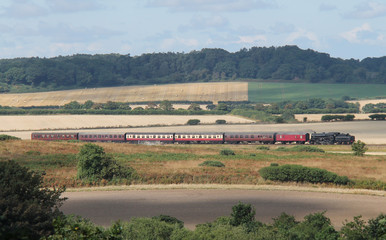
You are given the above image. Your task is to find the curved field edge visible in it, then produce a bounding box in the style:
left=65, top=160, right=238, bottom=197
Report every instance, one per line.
left=64, top=184, right=386, bottom=197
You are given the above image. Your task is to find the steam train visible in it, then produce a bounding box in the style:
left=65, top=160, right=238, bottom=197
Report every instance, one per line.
left=31, top=131, right=355, bottom=145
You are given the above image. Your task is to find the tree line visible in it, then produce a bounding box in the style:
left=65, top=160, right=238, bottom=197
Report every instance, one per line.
left=1, top=45, right=385, bottom=93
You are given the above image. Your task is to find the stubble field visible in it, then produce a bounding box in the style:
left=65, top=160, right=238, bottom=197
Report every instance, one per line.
left=0, top=82, right=248, bottom=107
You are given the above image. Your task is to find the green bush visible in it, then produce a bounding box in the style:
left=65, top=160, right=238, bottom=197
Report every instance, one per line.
left=321, top=114, right=355, bottom=122
left=369, top=114, right=386, bottom=120
left=256, top=146, right=270, bottom=150
left=259, top=164, right=350, bottom=185
left=186, top=119, right=200, bottom=125
left=275, top=145, right=325, bottom=153
left=0, top=134, right=21, bottom=141
left=270, top=163, right=279, bottom=167
left=77, top=143, right=136, bottom=181
left=199, top=160, right=225, bottom=167
left=0, top=161, right=65, bottom=240
left=220, top=149, right=235, bottom=156
left=215, top=119, right=226, bottom=124
left=352, top=140, right=368, bottom=156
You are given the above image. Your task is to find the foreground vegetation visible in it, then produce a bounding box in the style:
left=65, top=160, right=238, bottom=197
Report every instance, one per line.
left=0, top=140, right=385, bottom=190
left=46, top=205, right=385, bottom=240
left=1, top=142, right=385, bottom=239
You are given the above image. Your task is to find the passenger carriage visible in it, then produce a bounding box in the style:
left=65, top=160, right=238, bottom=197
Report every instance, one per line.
left=275, top=132, right=309, bottom=144
left=224, top=132, right=275, bottom=144
left=125, top=133, right=174, bottom=144
left=78, top=132, right=125, bottom=142
left=174, top=133, right=224, bottom=144
left=31, top=132, right=78, bottom=141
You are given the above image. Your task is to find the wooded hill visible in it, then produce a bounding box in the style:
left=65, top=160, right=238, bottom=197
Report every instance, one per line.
left=0, top=45, right=385, bottom=93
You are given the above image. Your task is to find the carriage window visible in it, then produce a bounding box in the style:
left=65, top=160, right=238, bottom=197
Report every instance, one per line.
left=230, top=135, right=234, bottom=138
left=251, top=135, right=254, bottom=138
left=235, top=135, right=239, bottom=138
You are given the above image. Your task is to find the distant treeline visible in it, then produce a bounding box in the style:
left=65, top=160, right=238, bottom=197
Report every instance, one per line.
left=0, top=45, right=385, bottom=93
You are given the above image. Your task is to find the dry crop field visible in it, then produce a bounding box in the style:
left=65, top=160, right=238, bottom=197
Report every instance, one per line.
left=0, top=82, right=248, bottom=107
left=1, top=140, right=385, bottom=189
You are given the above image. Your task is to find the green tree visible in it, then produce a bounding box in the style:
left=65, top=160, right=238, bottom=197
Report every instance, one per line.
left=77, top=143, right=136, bottom=181
left=186, top=119, right=200, bottom=125
left=230, top=202, right=256, bottom=226
left=159, top=100, right=173, bottom=111
left=0, top=161, right=65, bottom=240
left=82, top=100, right=95, bottom=109
left=63, top=101, right=82, bottom=109
left=187, top=103, right=202, bottom=111
left=352, top=140, right=368, bottom=156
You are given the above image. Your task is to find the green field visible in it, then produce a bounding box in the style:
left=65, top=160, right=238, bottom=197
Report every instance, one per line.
left=248, top=82, right=386, bottom=102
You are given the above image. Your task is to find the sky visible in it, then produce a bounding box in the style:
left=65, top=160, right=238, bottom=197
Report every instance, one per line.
left=1, top=0, right=386, bottom=60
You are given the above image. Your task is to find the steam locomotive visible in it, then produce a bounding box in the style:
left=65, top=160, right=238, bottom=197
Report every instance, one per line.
left=31, top=131, right=355, bottom=145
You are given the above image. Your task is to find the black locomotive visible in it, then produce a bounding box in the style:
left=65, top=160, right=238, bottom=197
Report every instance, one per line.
left=309, top=132, right=355, bottom=145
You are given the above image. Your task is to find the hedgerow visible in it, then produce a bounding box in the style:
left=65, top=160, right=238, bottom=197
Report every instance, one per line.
left=258, top=164, right=350, bottom=185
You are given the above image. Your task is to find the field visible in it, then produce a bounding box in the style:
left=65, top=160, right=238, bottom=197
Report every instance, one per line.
left=0, top=115, right=254, bottom=132
left=0, top=82, right=248, bottom=107
left=1, top=140, right=385, bottom=191
left=248, top=82, right=386, bottom=102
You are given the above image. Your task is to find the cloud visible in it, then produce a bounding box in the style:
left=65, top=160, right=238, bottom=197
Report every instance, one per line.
left=46, top=0, right=102, bottom=13
left=179, top=15, right=229, bottom=32
left=1, top=0, right=48, bottom=18
left=319, top=3, right=337, bottom=12
left=340, top=23, right=384, bottom=45
left=286, top=28, right=321, bottom=48
left=158, top=37, right=199, bottom=52
left=270, top=22, right=295, bottom=34
left=345, top=1, right=386, bottom=19
left=235, top=35, right=266, bottom=44
left=146, top=0, right=276, bottom=12
left=37, top=22, right=122, bottom=43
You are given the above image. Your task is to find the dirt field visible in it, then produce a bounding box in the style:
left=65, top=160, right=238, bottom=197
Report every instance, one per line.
left=0, top=82, right=248, bottom=107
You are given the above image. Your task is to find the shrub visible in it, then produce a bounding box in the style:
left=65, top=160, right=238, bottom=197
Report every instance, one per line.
left=199, top=160, right=225, bottom=167
left=270, top=163, right=279, bottom=167
left=259, top=164, right=350, bottom=185
left=0, top=134, right=21, bottom=141
left=77, top=143, right=136, bottom=181
left=186, top=119, right=200, bottom=125
left=50, top=215, right=105, bottom=239
left=352, top=140, right=368, bottom=156
left=220, top=149, right=235, bottom=156
left=230, top=202, right=256, bottom=226
left=215, top=119, right=226, bottom=124
left=256, top=146, right=270, bottom=150
left=0, top=161, right=65, bottom=240
left=369, top=114, right=386, bottom=120
left=152, top=215, right=184, bottom=229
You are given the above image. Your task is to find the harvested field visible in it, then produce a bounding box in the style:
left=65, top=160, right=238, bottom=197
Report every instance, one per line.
left=0, top=82, right=248, bottom=107
left=0, top=115, right=254, bottom=132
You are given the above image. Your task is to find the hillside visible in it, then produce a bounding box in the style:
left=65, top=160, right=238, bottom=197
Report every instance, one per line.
left=0, top=82, right=248, bottom=107
left=0, top=46, right=385, bottom=94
